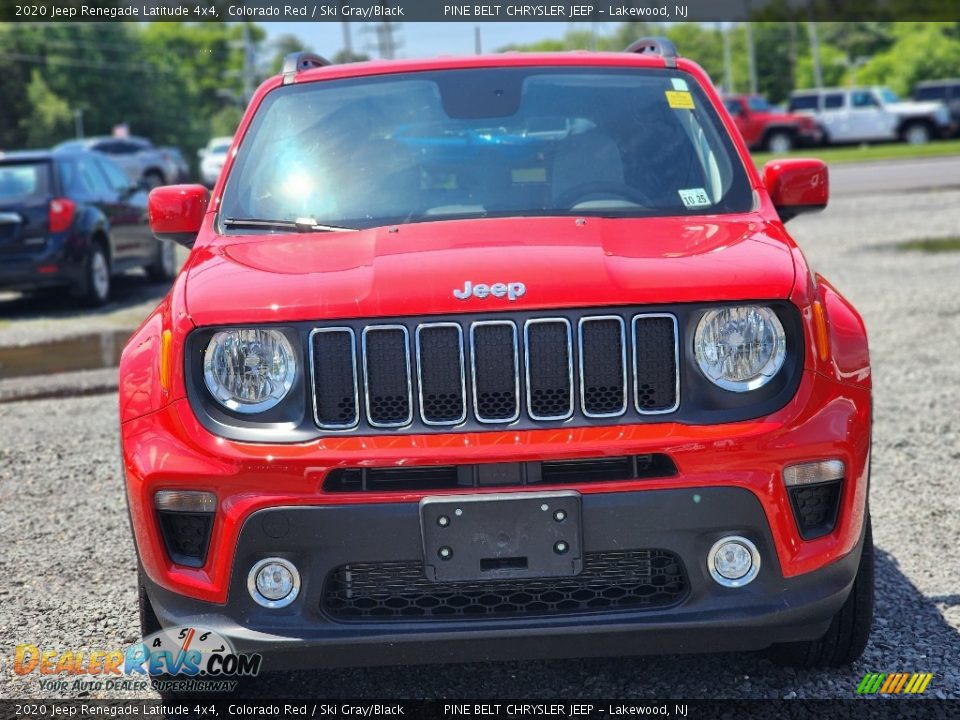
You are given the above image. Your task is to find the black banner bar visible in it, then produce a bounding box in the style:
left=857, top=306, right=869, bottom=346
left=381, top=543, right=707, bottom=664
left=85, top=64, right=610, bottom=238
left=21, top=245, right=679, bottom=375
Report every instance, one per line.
left=1, top=0, right=960, bottom=22
left=3, top=700, right=960, bottom=720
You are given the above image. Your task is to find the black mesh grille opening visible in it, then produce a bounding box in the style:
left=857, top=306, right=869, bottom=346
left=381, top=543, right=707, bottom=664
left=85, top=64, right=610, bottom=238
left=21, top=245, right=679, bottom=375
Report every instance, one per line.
left=311, top=330, right=357, bottom=428
left=788, top=480, right=842, bottom=540
left=323, top=550, right=687, bottom=620
left=526, top=321, right=573, bottom=419
left=580, top=319, right=626, bottom=415
left=417, top=325, right=465, bottom=424
left=323, top=454, right=677, bottom=492
left=633, top=316, right=678, bottom=412
left=540, top=454, right=677, bottom=484
left=364, top=329, right=411, bottom=426
left=157, top=512, right=213, bottom=568
left=325, top=466, right=460, bottom=492
left=472, top=323, right=518, bottom=421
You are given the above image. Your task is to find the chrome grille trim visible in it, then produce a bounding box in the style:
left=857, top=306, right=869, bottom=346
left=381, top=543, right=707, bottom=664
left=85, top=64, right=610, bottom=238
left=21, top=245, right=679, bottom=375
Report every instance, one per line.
left=361, top=325, right=413, bottom=428
left=470, top=320, right=520, bottom=424
left=415, top=322, right=467, bottom=426
left=632, top=313, right=681, bottom=415
left=524, top=318, right=574, bottom=421
left=309, top=327, right=359, bottom=430
left=577, top=315, right=628, bottom=418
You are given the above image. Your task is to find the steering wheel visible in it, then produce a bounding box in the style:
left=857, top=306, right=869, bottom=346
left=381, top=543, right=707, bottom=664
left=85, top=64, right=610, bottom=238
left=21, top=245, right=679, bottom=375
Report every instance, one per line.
left=555, top=181, right=654, bottom=210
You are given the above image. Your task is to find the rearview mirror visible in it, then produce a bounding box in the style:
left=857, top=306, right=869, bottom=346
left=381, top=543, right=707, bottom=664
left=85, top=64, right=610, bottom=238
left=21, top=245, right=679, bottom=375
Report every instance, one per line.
left=148, top=184, right=210, bottom=247
left=762, top=158, right=828, bottom=222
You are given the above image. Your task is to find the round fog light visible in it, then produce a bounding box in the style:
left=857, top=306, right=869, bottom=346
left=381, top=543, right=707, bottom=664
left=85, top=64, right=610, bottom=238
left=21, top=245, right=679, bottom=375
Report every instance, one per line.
left=707, top=536, right=760, bottom=588
left=248, top=557, right=300, bottom=608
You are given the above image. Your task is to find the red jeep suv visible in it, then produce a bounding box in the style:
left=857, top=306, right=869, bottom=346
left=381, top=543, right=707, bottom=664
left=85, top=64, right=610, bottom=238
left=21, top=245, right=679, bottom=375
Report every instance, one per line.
left=723, top=94, right=823, bottom=153
left=121, top=38, right=873, bottom=677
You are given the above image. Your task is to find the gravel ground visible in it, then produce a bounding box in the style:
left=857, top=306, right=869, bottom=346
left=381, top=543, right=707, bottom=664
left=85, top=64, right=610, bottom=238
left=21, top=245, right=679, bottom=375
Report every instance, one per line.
left=1, top=189, right=959, bottom=700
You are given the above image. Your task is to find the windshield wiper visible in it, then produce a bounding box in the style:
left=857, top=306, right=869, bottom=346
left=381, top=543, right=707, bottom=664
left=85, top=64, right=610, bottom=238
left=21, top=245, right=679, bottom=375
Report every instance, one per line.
left=223, top=217, right=358, bottom=233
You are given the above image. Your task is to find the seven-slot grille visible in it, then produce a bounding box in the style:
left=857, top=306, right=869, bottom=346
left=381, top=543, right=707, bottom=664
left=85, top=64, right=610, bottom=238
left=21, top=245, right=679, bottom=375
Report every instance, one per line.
left=310, top=311, right=679, bottom=432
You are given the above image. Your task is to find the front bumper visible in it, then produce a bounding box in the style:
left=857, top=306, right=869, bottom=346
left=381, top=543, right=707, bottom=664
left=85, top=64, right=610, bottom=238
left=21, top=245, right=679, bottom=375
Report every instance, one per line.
left=142, top=487, right=865, bottom=670
left=124, top=364, right=871, bottom=665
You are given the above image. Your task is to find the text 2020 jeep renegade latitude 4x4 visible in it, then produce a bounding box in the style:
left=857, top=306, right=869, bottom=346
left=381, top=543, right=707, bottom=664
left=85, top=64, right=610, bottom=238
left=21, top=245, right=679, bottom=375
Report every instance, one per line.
left=121, top=39, right=873, bottom=675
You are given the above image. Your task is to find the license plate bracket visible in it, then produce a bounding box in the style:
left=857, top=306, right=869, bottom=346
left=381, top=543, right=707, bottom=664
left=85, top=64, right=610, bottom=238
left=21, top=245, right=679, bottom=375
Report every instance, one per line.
left=420, top=491, right=582, bottom=582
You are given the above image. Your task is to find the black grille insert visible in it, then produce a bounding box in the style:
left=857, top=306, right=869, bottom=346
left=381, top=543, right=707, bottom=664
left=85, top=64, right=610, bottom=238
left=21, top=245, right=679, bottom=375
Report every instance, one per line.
left=311, top=329, right=358, bottom=428
left=363, top=327, right=411, bottom=427
left=633, top=315, right=679, bottom=412
left=525, top=319, right=573, bottom=420
left=471, top=322, right=519, bottom=422
left=788, top=480, right=842, bottom=539
left=579, top=317, right=627, bottom=416
left=416, top=324, right=466, bottom=424
left=323, top=454, right=677, bottom=492
left=323, top=549, right=687, bottom=620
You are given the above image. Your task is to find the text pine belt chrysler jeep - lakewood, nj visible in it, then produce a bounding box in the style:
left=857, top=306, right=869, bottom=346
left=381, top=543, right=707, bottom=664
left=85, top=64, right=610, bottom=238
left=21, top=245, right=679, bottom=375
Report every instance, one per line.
left=122, top=38, right=873, bottom=677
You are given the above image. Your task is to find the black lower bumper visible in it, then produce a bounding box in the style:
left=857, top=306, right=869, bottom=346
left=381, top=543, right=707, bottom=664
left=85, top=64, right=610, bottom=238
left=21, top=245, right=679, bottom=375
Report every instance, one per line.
left=143, top=487, right=863, bottom=671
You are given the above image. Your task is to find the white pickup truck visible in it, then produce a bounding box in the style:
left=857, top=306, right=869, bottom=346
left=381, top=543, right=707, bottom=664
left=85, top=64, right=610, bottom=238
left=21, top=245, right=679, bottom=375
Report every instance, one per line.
left=788, top=86, right=951, bottom=145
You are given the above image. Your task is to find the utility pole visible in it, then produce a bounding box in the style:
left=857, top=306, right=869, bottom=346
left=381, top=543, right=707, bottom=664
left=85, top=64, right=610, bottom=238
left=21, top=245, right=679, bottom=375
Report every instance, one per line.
left=73, top=109, right=84, bottom=139
left=743, top=12, right=758, bottom=94
left=718, top=23, right=734, bottom=93
left=808, top=20, right=824, bottom=88
left=341, top=21, right=354, bottom=62
left=242, top=23, right=256, bottom=103
left=371, top=22, right=401, bottom=60
left=806, top=0, right=823, bottom=88
left=474, top=25, right=482, bottom=54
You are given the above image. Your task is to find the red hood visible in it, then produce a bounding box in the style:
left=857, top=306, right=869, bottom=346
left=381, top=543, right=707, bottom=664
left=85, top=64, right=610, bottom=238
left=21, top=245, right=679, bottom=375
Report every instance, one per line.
left=184, top=215, right=796, bottom=326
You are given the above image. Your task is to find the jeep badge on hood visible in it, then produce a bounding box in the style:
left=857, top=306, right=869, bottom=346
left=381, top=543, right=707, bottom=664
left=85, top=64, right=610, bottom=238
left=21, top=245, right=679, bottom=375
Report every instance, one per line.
left=453, top=281, right=526, bottom=301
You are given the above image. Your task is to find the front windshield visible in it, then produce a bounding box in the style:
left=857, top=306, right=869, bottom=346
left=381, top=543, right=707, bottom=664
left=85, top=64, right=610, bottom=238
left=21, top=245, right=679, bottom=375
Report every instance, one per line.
left=210, top=142, right=231, bottom=155
left=747, top=96, right=771, bottom=112
left=877, top=87, right=899, bottom=104
left=221, top=67, right=753, bottom=231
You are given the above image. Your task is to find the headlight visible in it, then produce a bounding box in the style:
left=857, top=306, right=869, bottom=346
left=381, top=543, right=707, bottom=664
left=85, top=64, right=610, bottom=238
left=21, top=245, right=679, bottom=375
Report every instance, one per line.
left=694, top=306, right=786, bottom=392
left=203, top=328, right=296, bottom=413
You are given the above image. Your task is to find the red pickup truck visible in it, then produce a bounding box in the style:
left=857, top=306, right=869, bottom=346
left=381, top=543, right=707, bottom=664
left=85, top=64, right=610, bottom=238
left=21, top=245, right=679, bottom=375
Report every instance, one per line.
left=724, top=94, right=822, bottom=152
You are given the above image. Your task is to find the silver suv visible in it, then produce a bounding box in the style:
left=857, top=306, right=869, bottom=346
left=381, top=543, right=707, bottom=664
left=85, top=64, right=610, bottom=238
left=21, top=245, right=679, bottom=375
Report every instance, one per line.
left=54, top=136, right=177, bottom=188
left=788, top=86, right=951, bottom=145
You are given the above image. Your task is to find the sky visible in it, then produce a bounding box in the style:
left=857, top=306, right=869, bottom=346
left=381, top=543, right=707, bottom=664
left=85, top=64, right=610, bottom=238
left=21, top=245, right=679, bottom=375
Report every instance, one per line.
left=263, top=21, right=602, bottom=58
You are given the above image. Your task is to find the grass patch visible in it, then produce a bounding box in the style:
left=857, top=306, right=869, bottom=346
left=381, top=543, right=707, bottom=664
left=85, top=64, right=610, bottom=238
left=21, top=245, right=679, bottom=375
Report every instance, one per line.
left=753, top=139, right=960, bottom=167
left=895, top=237, right=960, bottom=253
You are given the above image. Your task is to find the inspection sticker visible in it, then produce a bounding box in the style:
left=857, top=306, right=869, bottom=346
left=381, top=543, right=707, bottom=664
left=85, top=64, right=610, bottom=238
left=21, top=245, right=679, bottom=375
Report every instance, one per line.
left=671, top=78, right=689, bottom=91
left=666, top=90, right=695, bottom=109
left=678, top=188, right=711, bottom=208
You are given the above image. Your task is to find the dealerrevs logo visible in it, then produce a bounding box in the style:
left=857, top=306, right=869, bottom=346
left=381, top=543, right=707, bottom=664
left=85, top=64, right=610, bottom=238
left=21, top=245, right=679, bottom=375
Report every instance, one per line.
left=15, top=626, right=261, bottom=693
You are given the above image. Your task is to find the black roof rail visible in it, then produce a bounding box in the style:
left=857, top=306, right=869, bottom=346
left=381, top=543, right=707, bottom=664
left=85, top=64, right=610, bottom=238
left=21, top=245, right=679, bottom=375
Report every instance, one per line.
left=625, top=37, right=679, bottom=68
left=281, top=51, right=332, bottom=85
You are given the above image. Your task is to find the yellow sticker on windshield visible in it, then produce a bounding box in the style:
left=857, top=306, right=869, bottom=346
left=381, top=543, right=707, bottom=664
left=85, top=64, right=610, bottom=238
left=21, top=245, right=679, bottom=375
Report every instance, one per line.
left=666, top=90, right=695, bottom=110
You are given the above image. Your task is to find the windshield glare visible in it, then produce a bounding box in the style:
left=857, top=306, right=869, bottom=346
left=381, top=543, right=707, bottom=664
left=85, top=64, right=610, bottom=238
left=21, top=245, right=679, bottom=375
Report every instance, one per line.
left=221, top=67, right=753, bottom=230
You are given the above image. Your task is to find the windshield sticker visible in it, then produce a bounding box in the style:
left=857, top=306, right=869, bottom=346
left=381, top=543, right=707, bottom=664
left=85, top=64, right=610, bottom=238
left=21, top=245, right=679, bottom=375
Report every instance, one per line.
left=671, top=78, right=689, bottom=91
left=666, top=90, right=695, bottom=110
left=678, top=188, right=711, bottom=208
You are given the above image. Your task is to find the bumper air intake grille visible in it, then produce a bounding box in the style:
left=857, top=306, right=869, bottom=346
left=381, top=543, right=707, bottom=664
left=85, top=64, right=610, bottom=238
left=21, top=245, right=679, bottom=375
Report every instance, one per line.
left=788, top=480, right=842, bottom=540
left=323, top=454, right=677, bottom=492
left=156, top=512, right=213, bottom=568
left=309, top=310, right=679, bottom=434
left=322, top=549, right=688, bottom=620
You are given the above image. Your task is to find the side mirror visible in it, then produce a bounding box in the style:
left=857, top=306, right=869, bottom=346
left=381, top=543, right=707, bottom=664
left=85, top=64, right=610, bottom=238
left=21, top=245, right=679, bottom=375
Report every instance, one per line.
left=148, top=184, right=209, bottom=247
left=762, top=158, right=828, bottom=222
